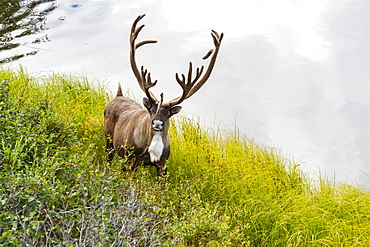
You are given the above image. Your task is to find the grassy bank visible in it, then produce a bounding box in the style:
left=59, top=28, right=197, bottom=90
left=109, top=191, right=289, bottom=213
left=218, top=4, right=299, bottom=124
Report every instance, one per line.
left=1, top=67, right=370, bottom=246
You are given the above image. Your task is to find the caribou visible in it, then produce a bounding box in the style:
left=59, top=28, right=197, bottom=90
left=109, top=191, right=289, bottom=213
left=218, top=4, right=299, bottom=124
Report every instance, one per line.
left=104, top=14, right=223, bottom=176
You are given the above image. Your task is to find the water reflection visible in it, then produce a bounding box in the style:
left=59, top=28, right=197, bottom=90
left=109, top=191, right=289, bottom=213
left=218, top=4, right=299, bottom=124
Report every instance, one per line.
left=0, top=0, right=56, bottom=63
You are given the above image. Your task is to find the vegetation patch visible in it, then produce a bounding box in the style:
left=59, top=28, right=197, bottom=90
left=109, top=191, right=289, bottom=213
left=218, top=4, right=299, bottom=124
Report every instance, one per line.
left=1, top=67, right=369, bottom=246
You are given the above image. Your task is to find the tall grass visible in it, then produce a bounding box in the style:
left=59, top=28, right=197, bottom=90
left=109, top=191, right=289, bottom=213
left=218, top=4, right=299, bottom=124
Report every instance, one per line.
left=1, top=66, right=370, bottom=246
left=166, top=118, right=370, bottom=245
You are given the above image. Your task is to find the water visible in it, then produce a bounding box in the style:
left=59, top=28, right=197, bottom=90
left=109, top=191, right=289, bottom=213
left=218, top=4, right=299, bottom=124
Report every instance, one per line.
left=1, top=0, right=369, bottom=186
left=0, top=0, right=57, bottom=62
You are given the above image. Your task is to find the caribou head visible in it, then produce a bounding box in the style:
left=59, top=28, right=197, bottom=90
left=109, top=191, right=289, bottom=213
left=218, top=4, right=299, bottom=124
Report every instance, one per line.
left=104, top=14, right=223, bottom=176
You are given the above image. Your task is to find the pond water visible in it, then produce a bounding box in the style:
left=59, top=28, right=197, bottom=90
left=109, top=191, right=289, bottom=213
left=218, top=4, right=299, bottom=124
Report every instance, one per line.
left=2, top=0, right=370, bottom=186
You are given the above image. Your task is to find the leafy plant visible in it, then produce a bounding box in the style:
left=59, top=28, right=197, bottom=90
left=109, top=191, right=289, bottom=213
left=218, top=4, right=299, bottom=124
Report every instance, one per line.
left=1, top=67, right=370, bottom=246
left=0, top=69, right=177, bottom=245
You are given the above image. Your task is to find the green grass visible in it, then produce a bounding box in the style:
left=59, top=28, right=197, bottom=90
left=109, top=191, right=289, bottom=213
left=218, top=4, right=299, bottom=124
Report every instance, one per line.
left=1, top=66, right=370, bottom=246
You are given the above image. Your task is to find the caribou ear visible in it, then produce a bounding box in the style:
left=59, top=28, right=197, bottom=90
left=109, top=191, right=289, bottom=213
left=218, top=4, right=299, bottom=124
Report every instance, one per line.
left=170, top=106, right=182, bottom=116
left=143, top=97, right=152, bottom=110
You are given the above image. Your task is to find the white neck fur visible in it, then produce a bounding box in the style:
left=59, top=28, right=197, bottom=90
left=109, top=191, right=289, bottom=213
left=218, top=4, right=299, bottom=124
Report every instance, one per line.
left=148, top=132, right=164, bottom=162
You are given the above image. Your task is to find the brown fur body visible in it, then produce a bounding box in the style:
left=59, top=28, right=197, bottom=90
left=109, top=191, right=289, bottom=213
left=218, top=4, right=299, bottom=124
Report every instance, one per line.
left=104, top=90, right=171, bottom=175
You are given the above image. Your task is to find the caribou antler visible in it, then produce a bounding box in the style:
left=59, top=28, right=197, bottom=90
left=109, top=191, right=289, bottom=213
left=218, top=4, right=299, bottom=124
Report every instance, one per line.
left=167, top=30, right=224, bottom=106
left=130, top=14, right=158, bottom=103
left=130, top=14, right=223, bottom=106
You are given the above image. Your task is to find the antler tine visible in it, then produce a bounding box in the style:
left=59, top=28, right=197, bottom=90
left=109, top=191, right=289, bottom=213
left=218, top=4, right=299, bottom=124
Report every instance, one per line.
left=187, top=62, right=193, bottom=83
left=130, top=14, right=158, bottom=103
left=156, top=93, right=164, bottom=115
left=167, top=30, right=223, bottom=106
left=140, top=66, right=158, bottom=101
left=194, top=65, right=204, bottom=82
left=169, top=62, right=205, bottom=106
left=131, top=14, right=145, bottom=34
left=184, top=30, right=223, bottom=99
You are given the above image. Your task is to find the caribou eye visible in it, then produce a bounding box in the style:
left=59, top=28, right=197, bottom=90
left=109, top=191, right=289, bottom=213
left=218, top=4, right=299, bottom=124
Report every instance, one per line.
left=150, top=107, right=157, bottom=114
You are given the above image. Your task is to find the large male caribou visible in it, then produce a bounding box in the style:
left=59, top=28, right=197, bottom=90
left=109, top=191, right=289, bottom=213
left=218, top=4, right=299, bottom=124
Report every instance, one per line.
left=104, top=14, right=223, bottom=176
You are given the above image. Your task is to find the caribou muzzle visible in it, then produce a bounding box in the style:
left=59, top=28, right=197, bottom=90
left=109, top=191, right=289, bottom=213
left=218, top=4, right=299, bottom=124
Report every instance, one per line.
left=152, top=119, right=164, bottom=131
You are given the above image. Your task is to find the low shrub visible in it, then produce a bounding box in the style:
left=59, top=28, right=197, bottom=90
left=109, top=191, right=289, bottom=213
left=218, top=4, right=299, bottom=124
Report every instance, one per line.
left=1, top=67, right=370, bottom=246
